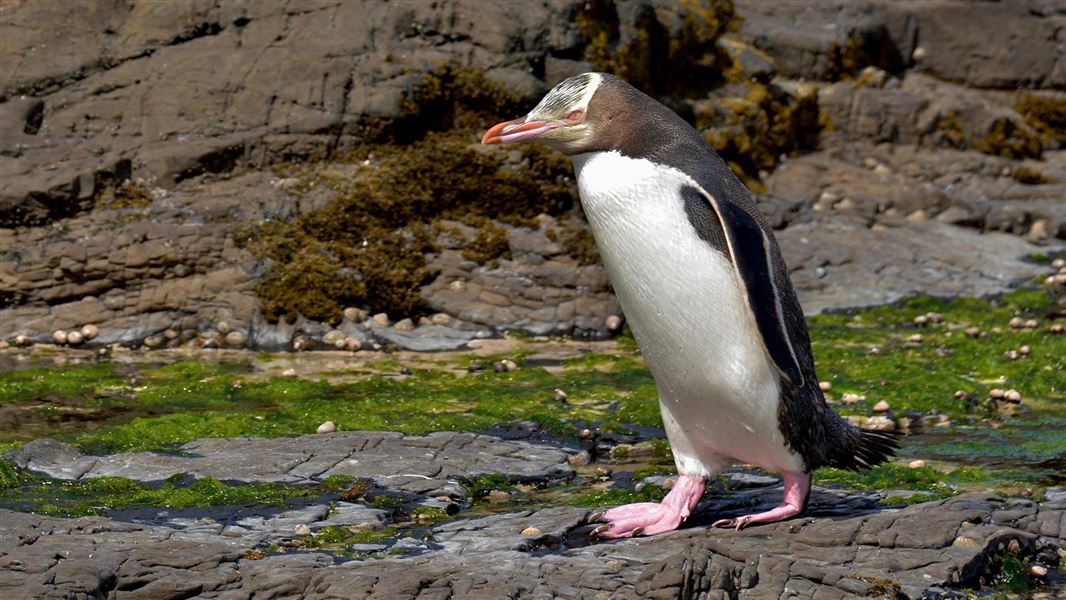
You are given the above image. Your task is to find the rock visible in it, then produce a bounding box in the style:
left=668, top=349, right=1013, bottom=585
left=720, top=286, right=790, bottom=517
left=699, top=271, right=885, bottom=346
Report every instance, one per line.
left=907, top=334, right=923, bottom=343
left=864, top=415, right=895, bottom=431
left=989, top=388, right=1006, bottom=399
left=281, top=368, right=297, bottom=377
left=216, top=321, right=233, bottom=335
left=392, top=318, right=414, bottom=332
left=520, top=527, right=542, bottom=537
left=224, top=330, right=246, bottom=347
left=51, top=330, right=67, bottom=345
left=841, top=393, right=863, bottom=405
left=294, top=523, right=311, bottom=536
left=908, top=459, right=927, bottom=469
left=79, top=324, right=99, bottom=340
left=1004, top=389, right=1022, bottom=403
left=552, top=388, right=568, bottom=403
left=344, top=337, right=362, bottom=351
left=343, top=307, right=367, bottom=322
left=14, top=334, right=31, bottom=347
left=605, top=314, right=623, bottom=332
left=371, top=313, right=390, bottom=327
left=65, top=330, right=84, bottom=345
left=818, top=381, right=832, bottom=392
left=1009, top=317, right=1025, bottom=329
left=494, top=359, right=518, bottom=373
left=316, top=421, right=337, bottom=434
left=872, top=400, right=891, bottom=413
left=142, top=335, right=163, bottom=349
left=429, top=313, right=452, bottom=326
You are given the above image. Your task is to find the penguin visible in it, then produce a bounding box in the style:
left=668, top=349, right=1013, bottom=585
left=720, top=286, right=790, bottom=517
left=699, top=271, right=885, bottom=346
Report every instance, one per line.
left=483, top=73, right=897, bottom=538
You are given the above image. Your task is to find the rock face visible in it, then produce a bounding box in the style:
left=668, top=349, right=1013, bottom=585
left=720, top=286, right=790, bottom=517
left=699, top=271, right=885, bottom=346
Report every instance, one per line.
left=2, top=0, right=1064, bottom=349
left=1, top=429, right=1063, bottom=600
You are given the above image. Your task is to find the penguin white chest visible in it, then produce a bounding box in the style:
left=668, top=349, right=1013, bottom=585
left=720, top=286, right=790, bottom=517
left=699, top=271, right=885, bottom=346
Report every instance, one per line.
left=572, top=151, right=802, bottom=475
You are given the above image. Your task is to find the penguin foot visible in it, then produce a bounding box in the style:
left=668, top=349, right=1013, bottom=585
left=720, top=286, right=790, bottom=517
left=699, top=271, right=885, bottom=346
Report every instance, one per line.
left=712, top=471, right=811, bottom=530
left=590, top=474, right=705, bottom=539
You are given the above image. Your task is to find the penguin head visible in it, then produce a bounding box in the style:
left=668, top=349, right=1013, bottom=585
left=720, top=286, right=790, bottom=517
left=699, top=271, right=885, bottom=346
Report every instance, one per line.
left=482, top=72, right=614, bottom=155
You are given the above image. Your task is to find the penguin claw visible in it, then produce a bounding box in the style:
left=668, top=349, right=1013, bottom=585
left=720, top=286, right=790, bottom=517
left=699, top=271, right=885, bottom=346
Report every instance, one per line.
left=587, top=511, right=606, bottom=524
left=630, top=527, right=644, bottom=537
left=590, top=523, right=613, bottom=539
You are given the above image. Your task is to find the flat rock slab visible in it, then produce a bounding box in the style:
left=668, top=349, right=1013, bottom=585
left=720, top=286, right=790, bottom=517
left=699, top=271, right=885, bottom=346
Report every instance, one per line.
left=5, top=431, right=575, bottom=497
left=1, top=492, right=1062, bottom=599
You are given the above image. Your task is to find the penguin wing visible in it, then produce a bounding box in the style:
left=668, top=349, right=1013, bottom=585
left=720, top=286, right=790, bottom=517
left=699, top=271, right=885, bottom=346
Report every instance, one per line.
left=680, top=184, right=806, bottom=387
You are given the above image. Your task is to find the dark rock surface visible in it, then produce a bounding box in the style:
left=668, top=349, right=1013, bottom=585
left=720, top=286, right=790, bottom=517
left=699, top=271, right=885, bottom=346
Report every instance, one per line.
left=2, top=0, right=1064, bottom=349
left=2, top=440, right=1062, bottom=600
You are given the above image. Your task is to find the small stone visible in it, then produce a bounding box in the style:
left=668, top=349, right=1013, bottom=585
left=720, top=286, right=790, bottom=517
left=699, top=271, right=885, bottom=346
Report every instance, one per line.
left=399, top=367, right=412, bottom=375
left=0, top=340, right=7, bottom=350
left=343, top=307, right=366, bottom=322
left=1030, top=565, right=1048, bottom=578
left=494, top=359, right=518, bottom=373
left=80, top=324, right=99, bottom=340
left=1050, top=324, right=1064, bottom=335
left=1024, top=319, right=1038, bottom=329
left=953, top=390, right=972, bottom=401
left=316, top=421, right=336, bottom=434
left=819, top=381, right=832, bottom=392
left=224, top=331, right=246, bottom=347
left=292, top=336, right=310, bottom=351
left=371, top=313, right=390, bottom=327
left=841, top=393, right=863, bottom=405
left=864, top=416, right=895, bottom=431
left=294, top=524, right=311, bottom=536
left=989, top=388, right=1006, bottom=399
left=163, top=328, right=180, bottom=341
left=567, top=451, right=590, bottom=466
left=430, top=312, right=452, bottom=326
left=281, top=368, right=297, bottom=377
left=323, top=329, right=346, bottom=346
left=66, top=330, right=84, bottom=345
left=907, top=334, right=923, bottom=343
left=448, top=280, right=466, bottom=293
left=935, top=346, right=951, bottom=358
left=486, top=490, right=511, bottom=503
left=908, top=460, right=927, bottom=469
left=467, top=360, right=484, bottom=372
left=634, top=482, right=646, bottom=492
left=521, top=527, right=542, bottom=537
left=14, top=334, right=31, bottom=347
left=552, top=388, right=568, bottom=402
left=1052, top=258, right=1065, bottom=269
left=1004, top=389, right=1022, bottom=403
left=913, top=315, right=929, bottom=326
left=1018, top=345, right=1031, bottom=355
left=926, top=312, right=943, bottom=323
left=868, top=346, right=882, bottom=355
left=578, top=428, right=594, bottom=439
left=143, top=335, right=162, bottom=349
left=662, top=478, right=676, bottom=490
left=52, top=330, right=68, bottom=345
left=344, top=338, right=362, bottom=351
left=1005, top=349, right=1020, bottom=361
left=964, top=326, right=981, bottom=338
left=906, top=209, right=928, bottom=222
left=96, top=346, right=112, bottom=358
left=605, top=314, right=623, bottom=331
left=216, top=321, right=233, bottom=335
left=393, top=318, right=414, bottom=331
left=912, top=46, right=927, bottom=61
left=872, top=400, right=891, bottom=413
left=1008, top=317, right=1025, bottom=329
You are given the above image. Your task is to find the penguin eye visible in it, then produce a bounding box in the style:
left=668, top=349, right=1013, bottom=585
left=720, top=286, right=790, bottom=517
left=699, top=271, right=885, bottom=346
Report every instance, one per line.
left=565, top=109, right=585, bottom=123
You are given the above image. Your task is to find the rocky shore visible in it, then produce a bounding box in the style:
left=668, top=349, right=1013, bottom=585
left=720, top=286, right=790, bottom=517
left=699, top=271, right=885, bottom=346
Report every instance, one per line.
left=2, top=0, right=1063, bottom=351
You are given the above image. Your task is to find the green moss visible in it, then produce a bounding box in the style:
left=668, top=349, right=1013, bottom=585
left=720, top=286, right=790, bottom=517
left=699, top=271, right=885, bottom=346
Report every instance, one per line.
left=816, top=464, right=959, bottom=501
left=0, top=363, right=124, bottom=405
left=1016, top=92, right=1066, bottom=148
left=1013, top=166, right=1048, bottom=185
left=461, top=218, right=512, bottom=264
left=972, top=118, right=1042, bottom=160
left=465, top=473, right=515, bottom=500
left=568, top=484, right=669, bottom=508
left=557, top=219, right=600, bottom=266
left=0, top=472, right=355, bottom=518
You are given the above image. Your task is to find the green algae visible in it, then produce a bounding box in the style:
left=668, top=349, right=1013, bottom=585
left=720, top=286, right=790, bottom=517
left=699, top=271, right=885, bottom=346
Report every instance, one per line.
left=568, top=484, right=669, bottom=508
left=0, top=470, right=356, bottom=518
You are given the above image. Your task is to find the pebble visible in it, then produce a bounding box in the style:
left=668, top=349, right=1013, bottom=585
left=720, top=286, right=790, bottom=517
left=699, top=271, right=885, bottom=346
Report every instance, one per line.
left=989, top=388, right=1006, bottom=399
left=343, top=307, right=367, bottom=322
left=864, top=415, right=896, bottom=431
left=841, top=393, right=863, bottom=405
left=66, top=330, right=84, bottom=345
left=926, top=312, right=943, bottom=323
left=567, top=450, right=590, bottom=466
left=494, top=359, right=518, bottom=373
left=163, top=328, right=180, bottom=341
left=868, top=346, right=882, bottom=355
left=1051, top=324, right=1064, bottom=335
left=316, top=421, right=336, bottom=434
left=552, top=388, right=568, bottom=403
left=819, top=381, right=832, bottom=392
left=371, top=313, right=390, bottom=327
left=1004, top=349, right=1020, bottom=361
left=913, top=315, right=929, bottom=326
left=216, top=321, right=233, bottom=335
left=661, top=478, right=676, bottom=490
left=1030, top=565, right=1048, bottom=578
left=1008, top=316, right=1025, bottom=329
left=1018, top=345, right=1031, bottom=355
left=908, top=460, right=927, bottom=469
left=224, top=331, right=246, bottom=347
left=953, top=390, right=972, bottom=401
left=872, top=400, right=891, bottom=413
left=292, top=337, right=310, bottom=351
left=448, top=280, right=466, bottom=293
left=14, top=334, right=31, bottom=347
left=430, top=312, right=452, bottom=326
left=1024, top=319, right=1038, bottom=329
left=520, top=527, right=542, bottom=537
left=912, top=46, right=927, bottom=60
left=964, top=326, right=981, bottom=338
left=143, top=335, right=162, bottom=349
left=52, top=330, right=68, bottom=345
left=323, top=330, right=346, bottom=346
left=605, top=314, right=623, bottom=331
left=293, top=524, right=311, bottom=536
left=486, top=490, right=511, bottom=503
left=80, top=324, right=99, bottom=340
left=281, top=368, right=297, bottom=377
left=1004, top=389, right=1022, bottom=403
left=467, top=360, right=484, bottom=372
left=907, top=334, right=923, bottom=343
left=393, top=318, right=414, bottom=331
left=578, top=428, right=594, bottom=439
left=345, top=338, right=362, bottom=351
left=1052, top=258, right=1065, bottom=269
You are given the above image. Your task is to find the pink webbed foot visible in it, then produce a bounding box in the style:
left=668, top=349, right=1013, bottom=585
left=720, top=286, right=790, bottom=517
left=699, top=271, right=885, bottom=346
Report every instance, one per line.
left=590, top=474, right=705, bottom=539
left=712, top=471, right=811, bottom=530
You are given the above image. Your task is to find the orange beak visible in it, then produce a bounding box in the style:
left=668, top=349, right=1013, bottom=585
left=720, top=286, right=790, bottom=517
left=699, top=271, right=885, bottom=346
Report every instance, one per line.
left=482, top=117, right=562, bottom=145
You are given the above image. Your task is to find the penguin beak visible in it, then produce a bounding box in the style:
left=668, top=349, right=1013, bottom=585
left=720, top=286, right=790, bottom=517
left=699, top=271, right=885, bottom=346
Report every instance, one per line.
left=482, top=117, right=562, bottom=145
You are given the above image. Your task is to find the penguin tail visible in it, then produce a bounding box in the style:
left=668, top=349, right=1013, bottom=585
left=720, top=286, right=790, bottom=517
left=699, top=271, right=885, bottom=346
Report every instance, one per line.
left=826, top=423, right=900, bottom=471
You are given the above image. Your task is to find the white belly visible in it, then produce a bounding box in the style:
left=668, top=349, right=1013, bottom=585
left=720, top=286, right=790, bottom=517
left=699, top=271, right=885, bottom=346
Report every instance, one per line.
left=572, top=151, right=803, bottom=475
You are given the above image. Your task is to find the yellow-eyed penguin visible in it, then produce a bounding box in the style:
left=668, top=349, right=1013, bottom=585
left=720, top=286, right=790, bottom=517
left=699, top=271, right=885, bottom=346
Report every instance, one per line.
left=483, top=73, right=898, bottom=538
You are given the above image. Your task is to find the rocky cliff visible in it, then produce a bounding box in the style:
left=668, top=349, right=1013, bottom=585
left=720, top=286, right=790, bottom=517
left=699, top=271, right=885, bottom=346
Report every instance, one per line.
left=2, top=0, right=1064, bottom=350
